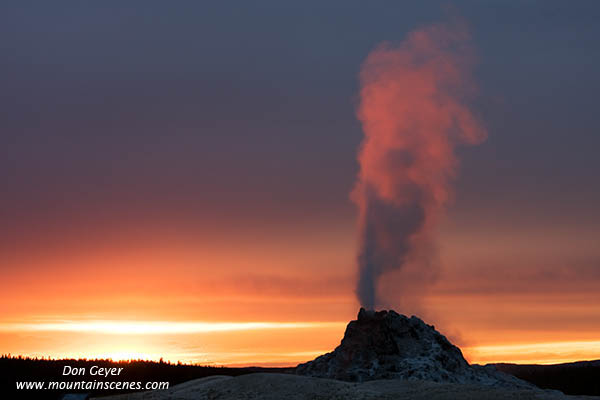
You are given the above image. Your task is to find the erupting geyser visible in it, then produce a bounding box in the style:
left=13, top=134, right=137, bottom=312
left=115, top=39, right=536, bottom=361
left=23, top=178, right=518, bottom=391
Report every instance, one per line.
left=352, top=22, right=487, bottom=308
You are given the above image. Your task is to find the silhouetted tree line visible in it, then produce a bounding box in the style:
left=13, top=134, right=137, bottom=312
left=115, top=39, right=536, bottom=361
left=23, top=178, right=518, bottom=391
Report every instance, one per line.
left=0, top=354, right=291, bottom=399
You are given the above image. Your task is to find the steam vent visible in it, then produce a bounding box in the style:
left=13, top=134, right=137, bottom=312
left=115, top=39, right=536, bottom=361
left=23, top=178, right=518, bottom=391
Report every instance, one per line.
left=296, top=308, right=530, bottom=388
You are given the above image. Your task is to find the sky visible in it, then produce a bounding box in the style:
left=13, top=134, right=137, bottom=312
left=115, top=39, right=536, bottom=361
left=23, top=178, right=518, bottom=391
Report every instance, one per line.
left=1, top=1, right=600, bottom=366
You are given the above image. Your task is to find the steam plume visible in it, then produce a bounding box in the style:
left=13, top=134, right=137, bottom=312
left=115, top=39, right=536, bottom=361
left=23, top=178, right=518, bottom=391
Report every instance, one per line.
left=353, top=22, right=487, bottom=309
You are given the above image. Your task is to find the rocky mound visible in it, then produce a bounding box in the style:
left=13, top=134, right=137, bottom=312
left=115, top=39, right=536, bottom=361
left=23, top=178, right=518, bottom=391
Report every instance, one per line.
left=296, top=308, right=531, bottom=388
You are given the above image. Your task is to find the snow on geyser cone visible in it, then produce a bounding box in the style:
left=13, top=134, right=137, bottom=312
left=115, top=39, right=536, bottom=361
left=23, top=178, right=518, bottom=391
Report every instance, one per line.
left=352, top=22, right=487, bottom=309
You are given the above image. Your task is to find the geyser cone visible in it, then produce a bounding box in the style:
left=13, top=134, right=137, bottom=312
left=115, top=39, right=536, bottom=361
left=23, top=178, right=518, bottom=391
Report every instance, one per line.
left=296, top=308, right=532, bottom=389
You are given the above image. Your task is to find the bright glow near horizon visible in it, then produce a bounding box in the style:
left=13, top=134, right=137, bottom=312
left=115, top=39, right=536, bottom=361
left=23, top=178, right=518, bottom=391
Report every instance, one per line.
left=3, top=319, right=600, bottom=366
left=0, top=320, right=345, bottom=335
left=464, top=340, right=600, bottom=365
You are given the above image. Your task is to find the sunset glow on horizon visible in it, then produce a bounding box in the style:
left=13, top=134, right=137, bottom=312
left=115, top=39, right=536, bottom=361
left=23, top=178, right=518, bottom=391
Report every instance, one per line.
left=4, top=316, right=600, bottom=366
left=0, top=320, right=344, bottom=335
left=2, top=215, right=599, bottom=366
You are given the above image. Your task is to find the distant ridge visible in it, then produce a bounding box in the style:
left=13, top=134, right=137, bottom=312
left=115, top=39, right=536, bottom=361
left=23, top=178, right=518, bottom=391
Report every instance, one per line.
left=494, top=361, right=600, bottom=396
